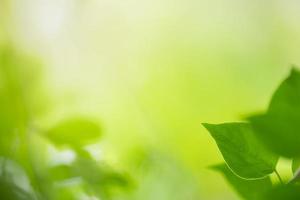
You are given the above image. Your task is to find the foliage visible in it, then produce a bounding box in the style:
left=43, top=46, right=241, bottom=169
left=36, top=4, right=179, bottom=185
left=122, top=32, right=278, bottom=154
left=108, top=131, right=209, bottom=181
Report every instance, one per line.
left=0, top=46, right=131, bottom=200
left=203, top=68, right=300, bottom=199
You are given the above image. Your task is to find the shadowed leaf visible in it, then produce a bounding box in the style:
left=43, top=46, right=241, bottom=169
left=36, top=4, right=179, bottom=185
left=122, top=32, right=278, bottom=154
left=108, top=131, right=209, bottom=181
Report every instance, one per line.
left=46, top=118, right=102, bottom=147
left=263, top=185, right=300, bottom=200
left=211, top=164, right=272, bottom=200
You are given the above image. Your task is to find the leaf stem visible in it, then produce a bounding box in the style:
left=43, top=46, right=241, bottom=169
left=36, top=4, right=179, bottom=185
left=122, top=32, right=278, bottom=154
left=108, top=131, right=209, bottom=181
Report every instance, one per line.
left=275, top=169, right=284, bottom=185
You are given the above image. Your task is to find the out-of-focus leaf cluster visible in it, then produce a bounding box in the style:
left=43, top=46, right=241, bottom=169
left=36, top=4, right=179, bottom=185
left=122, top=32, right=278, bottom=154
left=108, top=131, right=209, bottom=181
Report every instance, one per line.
left=0, top=46, right=132, bottom=200
left=203, top=68, right=300, bottom=200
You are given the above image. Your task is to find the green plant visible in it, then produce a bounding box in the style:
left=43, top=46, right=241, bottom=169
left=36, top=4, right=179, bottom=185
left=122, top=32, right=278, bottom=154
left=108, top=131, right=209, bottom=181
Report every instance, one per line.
left=203, top=68, right=300, bottom=200
left=0, top=46, right=131, bottom=200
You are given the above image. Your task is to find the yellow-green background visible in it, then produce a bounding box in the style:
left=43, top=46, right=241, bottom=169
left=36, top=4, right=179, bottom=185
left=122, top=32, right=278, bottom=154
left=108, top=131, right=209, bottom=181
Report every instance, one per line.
left=1, top=0, right=300, bottom=199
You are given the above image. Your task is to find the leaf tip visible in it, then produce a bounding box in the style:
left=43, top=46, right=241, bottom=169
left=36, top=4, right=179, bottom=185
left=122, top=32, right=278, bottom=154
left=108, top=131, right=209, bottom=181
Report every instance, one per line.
left=289, top=66, right=300, bottom=78
left=201, top=123, right=213, bottom=130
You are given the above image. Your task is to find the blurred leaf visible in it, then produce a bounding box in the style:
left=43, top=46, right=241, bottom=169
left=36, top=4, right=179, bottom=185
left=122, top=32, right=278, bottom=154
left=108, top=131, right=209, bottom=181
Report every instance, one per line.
left=0, top=47, right=44, bottom=192
left=212, top=164, right=272, bottom=200
left=250, top=68, right=300, bottom=157
left=70, top=156, right=130, bottom=199
left=100, top=171, right=130, bottom=187
left=72, top=156, right=100, bottom=183
left=46, top=118, right=102, bottom=147
left=49, top=156, right=130, bottom=189
left=0, top=47, right=28, bottom=157
left=203, top=122, right=278, bottom=179
left=52, top=187, right=75, bottom=200
left=0, top=176, right=33, bottom=200
left=73, top=156, right=129, bottom=187
left=74, top=148, right=94, bottom=160
left=48, top=165, right=75, bottom=181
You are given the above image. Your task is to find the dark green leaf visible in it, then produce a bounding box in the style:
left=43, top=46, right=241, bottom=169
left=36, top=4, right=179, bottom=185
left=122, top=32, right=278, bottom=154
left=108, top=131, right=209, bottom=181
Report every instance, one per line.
left=263, top=185, right=300, bottom=200
left=46, top=118, right=102, bottom=147
left=212, top=164, right=272, bottom=200
left=203, top=122, right=278, bottom=179
left=249, top=68, right=300, bottom=157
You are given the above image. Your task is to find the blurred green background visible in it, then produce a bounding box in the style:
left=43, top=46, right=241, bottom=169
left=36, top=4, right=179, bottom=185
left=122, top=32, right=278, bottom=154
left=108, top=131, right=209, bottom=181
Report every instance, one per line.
left=1, top=0, right=300, bottom=199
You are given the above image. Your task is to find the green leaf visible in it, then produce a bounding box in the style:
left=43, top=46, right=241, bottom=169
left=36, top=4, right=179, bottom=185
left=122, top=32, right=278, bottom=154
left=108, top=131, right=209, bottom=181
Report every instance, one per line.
left=46, top=118, right=102, bottom=147
left=203, top=122, right=278, bottom=179
left=249, top=68, right=300, bottom=157
left=212, top=164, right=272, bottom=200
left=263, top=185, right=300, bottom=200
